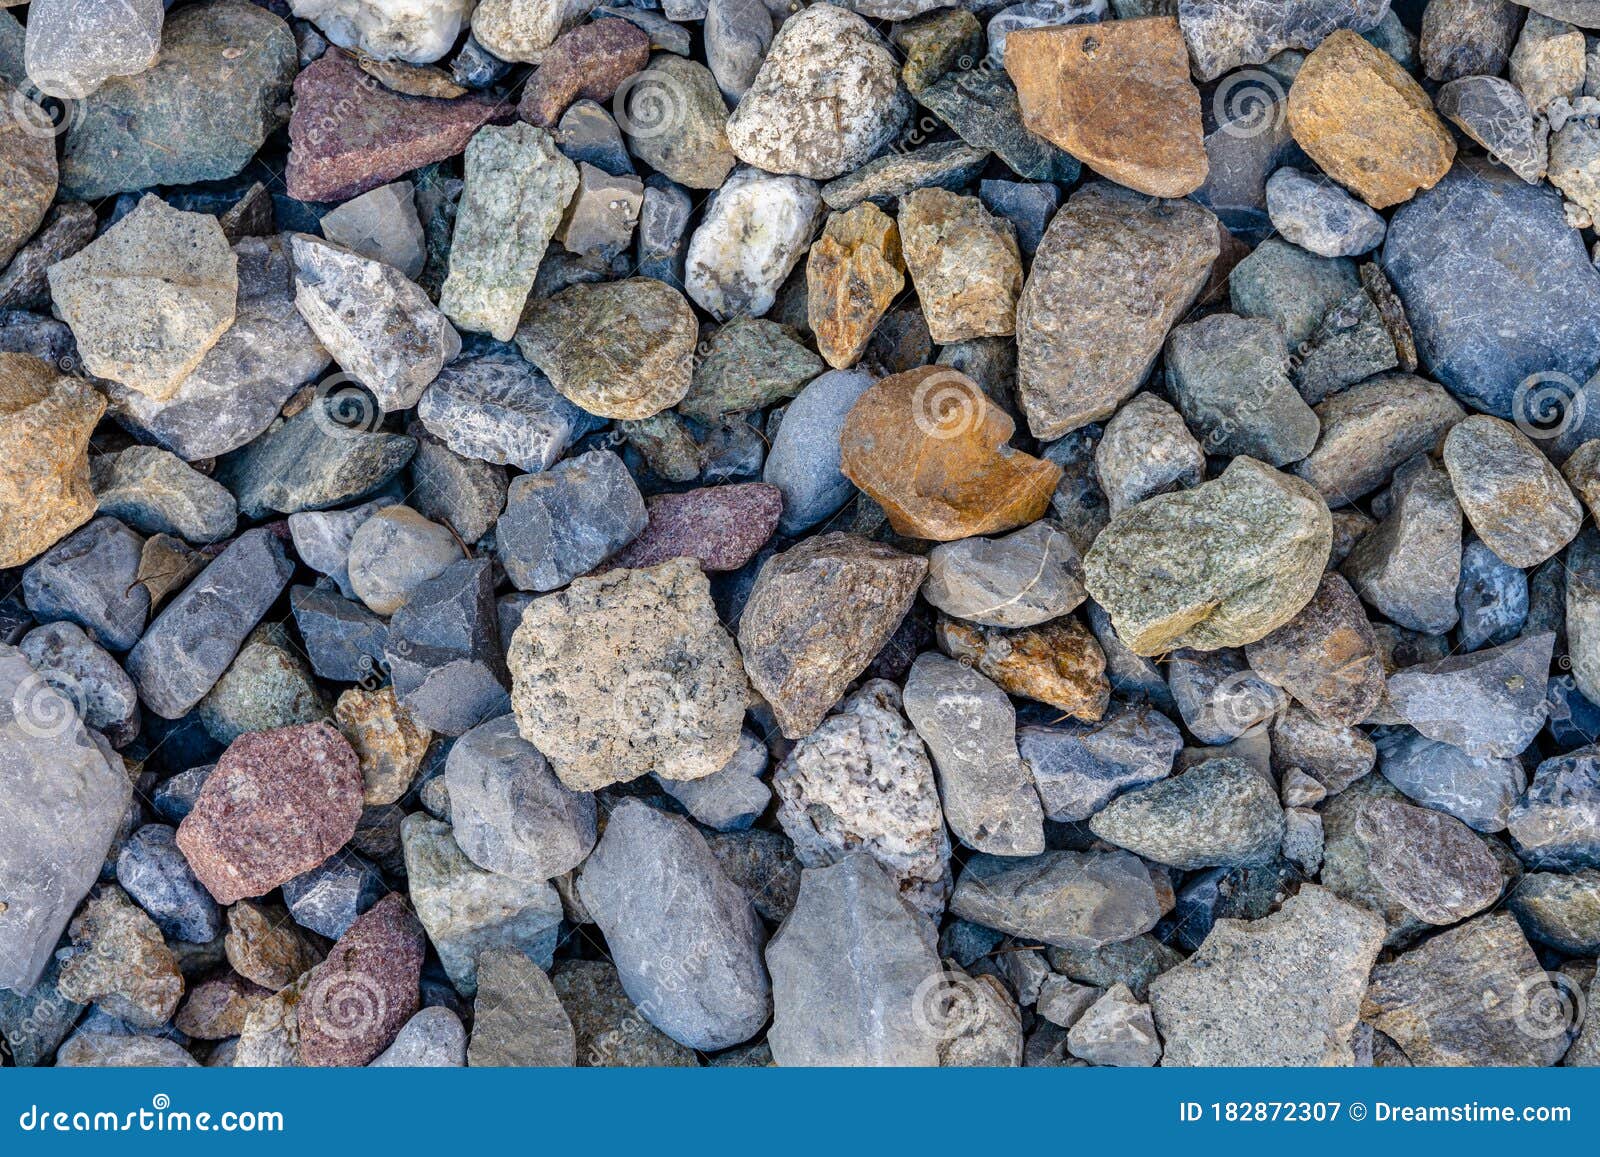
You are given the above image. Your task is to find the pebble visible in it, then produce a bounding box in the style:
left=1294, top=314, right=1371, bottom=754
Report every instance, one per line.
left=658, top=727, right=771, bottom=832
left=761, top=369, right=873, bottom=535
left=0, top=94, right=55, bottom=273
left=466, top=949, right=574, bottom=1066
left=408, top=421, right=507, bottom=543
left=1442, top=415, right=1582, bottom=568
left=23, top=0, right=161, bottom=98
left=1385, top=631, right=1555, bottom=758
left=922, top=520, right=1084, bottom=629
left=1094, top=394, right=1202, bottom=515
left=495, top=449, right=646, bottom=590
left=0, top=362, right=105, bottom=570
left=1016, top=181, right=1220, bottom=439
left=937, top=616, right=1109, bottom=720
left=1167, top=647, right=1286, bottom=744
left=57, top=885, right=184, bottom=1029
left=1019, top=704, right=1181, bottom=823
left=1375, top=726, right=1528, bottom=833
left=384, top=558, right=511, bottom=736
left=1436, top=76, right=1548, bottom=184
left=1341, top=454, right=1463, bottom=635
left=702, top=0, right=772, bottom=102
left=1090, top=757, right=1285, bottom=870
left=116, top=824, right=222, bottom=944
left=347, top=505, right=464, bottom=614
left=335, top=685, right=431, bottom=805
left=18, top=621, right=140, bottom=746
left=1508, top=746, right=1600, bottom=870
left=615, top=56, right=734, bottom=191
left=1177, top=0, right=1390, bottom=80
left=176, top=971, right=272, bottom=1042
left=898, top=189, right=1021, bottom=344
left=373, top=1006, right=467, bottom=1067
left=1243, top=573, right=1384, bottom=727
left=681, top=317, right=821, bottom=422
left=281, top=854, right=384, bottom=940
left=739, top=534, right=925, bottom=738
left=1264, top=167, right=1387, bottom=257
left=636, top=178, right=693, bottom=285
left=684, top=166, right=822, bottom=320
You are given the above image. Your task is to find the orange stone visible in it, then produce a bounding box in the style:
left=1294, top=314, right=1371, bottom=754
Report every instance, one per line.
left=0, top=355, right=105, bottom=569
left=1004, top=17, right=1207, bottom=198
left=938, top=616, right=1110, bottom=721
left=1287, top=30, right=1456, bottom=209
left=839, top=366, right=1062, bottom=541
left=807, top=203, right=904, bottom=370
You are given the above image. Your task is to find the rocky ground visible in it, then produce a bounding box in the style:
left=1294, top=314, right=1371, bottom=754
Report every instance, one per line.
left=1, top=0, right=1599, bottom=1069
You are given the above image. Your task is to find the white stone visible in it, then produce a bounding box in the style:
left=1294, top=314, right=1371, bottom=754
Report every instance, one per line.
left=684, top=165, right=821, bottom=320
left=291, top=0, right=477, bottom=64
left=471, top=0, right=598, bottom=62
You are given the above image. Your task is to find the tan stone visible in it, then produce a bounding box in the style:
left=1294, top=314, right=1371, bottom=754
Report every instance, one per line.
left=1287, top=30, right=1456, bottom=209
left=1005, top=17, right=1207, bottom=198
left=0, top=83, right=58, bottom=267
left=938, top=616, right=1110, bottom=721
left=0, top=355, right=105, bottom=568
left=839, top=366, right=1062, bottom=541
left=334, top=685, right=433, bottom=806
left=807, top=204, right=905, bottom=370
left=897, top=188, right=1022, bottom=344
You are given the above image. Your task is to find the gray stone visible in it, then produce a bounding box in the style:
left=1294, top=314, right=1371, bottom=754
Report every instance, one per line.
left=706, top=827, right=803, bottom=925
left=1229, top=238, right=1358, bottom=351
left=289, top=585, right=390, bottom=684
left=1066, top=983, right=1160, bottom=1067
left=1436, top=75, right=1549, bottom=184
left=1508, top=869, right=1600, bottom=954
left=761, top=369, right=873, bottom=536
left=1243, top=572, right=1384, bottom=727
left=1149, top=884, right=1385, bottom=1065
left=116, top=824, right=221, bottom=944
left=1264, top=167, right=1387, bottom=256
left=950, top=851, right=1162, bottom=950
left=552, top=959, right=699, bottom=1067
left=1356, top=797, right=1503, bottom=924
left=280, top=855, right=384, bottom=940
left=371, top=1006, right=467, bottom=1067
left=659, top=728, right=771, bottom=833
left=1421, top=0, right=1522, bottom=82
left=685, top=166, right=822, bottom=320
left=918, top=66, right=1079, bottom=184
left=402, top=814, right=563, bottom=997
left=1457, top=539, right=1530, bottom=651
left=932, top=968, right=1024, bottom=1067
left=0, top=953, right=85, bottom=1066
left=1375, top=725, right=1528, bottom=832
left=299, top=0, right=473, bottom=63
left=1093, top=394, right=1204, bottom=516
left=766, top=855, right=942, bottom=1066
left=386, top=558, right=510, bottom=737
left=467, top=949, right=574, bottom=1066
left=922, top=521, right=1085, bottom=628
left=0, top=202, right=97, bottom=312
left=704, top=0, right=774, bottom=103
left=89, top=447, right=238, bottom=543
left=18, top=621, right=139, bottom=747
left=618, top=56, right=735, bottom=190
left=125, top=529, right=294, bottom=720
left=495, top=450, right=646, bottom=592
left=979, top=179, right=1060, bottom=258
left=55, top=1032, right=198, bottom=1068
left=319, top=181, right=426, bottom=280
left=1019, top=705, right=1181, bottom=823
left=407, top=422, right=508, bottom=545
left=1509, top=746, right=1600, bottom=869
left=1341, top=454, right=1463, bottom=635
left=23, top=0, right=161, bottom=98
left=1386, top=631, right=1554, bottom=758
left=1089, top=757, right=1285, bottom=869
left=347, top=505, right=463, bottom=616
left=638, top=178, right=693, bottom=286
left=445, top=714, right=596, bottom=883
left=1443, top=416, right=1582, bottom=568
left=1167, top=648, right=1287, bottom=744
left=819, top=141, right=990, bottom=212
left=418, top=355, right=597, bottom=474
left=556, top=163, right=642, bottom=260
left=1569, top=528, right=1600, bottom=707
left=556, top=99, right=633, bottom=177
left=1047, top=933, right=1183, bottom=1001
left=1177, top=0, right=1391, bottom=79
left=578, top=800, right=770, bottom=1050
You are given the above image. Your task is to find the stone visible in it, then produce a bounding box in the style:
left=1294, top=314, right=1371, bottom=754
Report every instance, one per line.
left=467, top=949, right=575, bottom=1066
left=402, top=814, right=563, bottom=995
left=1293, top=374, right=1464, bottom=504
left=372, top=1006, right=467, bottom=1066
left=1364, top=912, right=1569, bottom=1066
left=346, top=505, right=463, bottom=615
left=0, top=359, right=104, bottom=569
left=1019, top=705, right=1182, bottom=823
left=516, top=277, right=696, bottom=419
left=56, top=3, right=297, bottom=199
left=1549, top=115, right=1600, bottom=226
left=937, top=617, right=1108, bottom=720
left=1066, top=983, right=1160, bottom=1066
left=684, top=166, right=822, bottom=320
left=951, top=850, right=1163, bottom=952
left=0, top=202, right=95, bottom=311
left=55, top=1033, right=198, bottom=1068
left=1016, top=182, right=1220, bottom=439
left=918, top=68, right=1078, bottom=184
left=1084, top=456, right=1332, bottom=656
left=293, top=0, right=475, bottom=63
left=637, top=178, right=693, bottom=285
left=22, top=0, right=160, bottom=97
left=289, top=500, right=392, bottom=601
left=1229, top=238, right=1358, bottom=351
left=509, top=559, right=748, bottom=788
left=1244, top=573, right=1383, bottom=727
left=802, top=205, right=903, bottom=372
left=725, top=6, right=911, bottom=181
left=177, top=722, right=363, bottom=905
left=320, top=182, right=427, bottom=280
left=385, top=558, right=511, bottom=737
left=285, top=51, right=510, bottom=203
left=0, top=89, right=55, bottom=271
left=681, top=318, right=821, bottom=422
left=125, top=529, right=295, bottom=719
left=892, top=7, right=980, bottom=94
left=604, top=484, right=780, bottom=573
left=1442, top=416, right=1582, bottom=568
left=1273, top=708, right=1375, bottom=796
left=116, top=824, right=221, bottom=944
left=292, top=894, right=424, bottom=1067
left=89, top=447, right=237, bottom=543
left=1341, top=454, right=1463, bottom=635
left=472, top=0, right=601, bottom=63
left=1149, top=884, right=1385, bottom=1065
left=18, top=621, right=139, bottom=747
left=495, top=449, right=646, bottom=591
left=1355, top=796, right=1503, bottom=925
left=1005, top=18, right=1205, bottom=198
left=1508, top=869, right=1600, bottom=954
left=407, top=421, right=507, bottom=544
left=1089, top=757, right=1285, bottom=869
left=48, top=196, right=236, bottom=400
left=109, top=235, right=334, bottom=463
left=554, top=99, right=631, bottom=176
left=898, top=189, right=1021, bottom=344
left=519, top=19, right=648, bottom=128
left=1421, top=0, right=1522, bottom=81
left=1375, top=726, right=1528, bottom=833
left=281, top=855, right=384, bottom=940
left=703, top=0, right=771, bottom=102
left=1287, top=31, right=1455, bottom=209
left=21, top=519, right=148, bottom=655
left=1386, top=631, right=1555, bottom=758
left=1177, top=0, right=1391, bottom=79
left=1094, top=394, right=1203, bottom=516
left=0, top=646, right=132, bottom=992
left=225, top=900, right=323, bottom=991
left=176, top=971, right=273, bottom=1041
left=552, top=958, right=698, bottom=1067
left=819, top=142, right=991, bottom=212
left=1512, top=13, right=1585, bottom=115
left=1166, top=648, right=1285, bottom=744
left=839, top=367, right=1061, bottom=541
left=617, top=411, right=700, bottom=481
left=657, top=728, right=770, bottom=833
left=1436, top=76, right=1548, bottom=184
left=1569, top=530, right=1600, bottom=707
left=739, top=534, right=925, bottom=739
left=1508, top=747, right=1600, bottom=870
left=766, top=855, right=942, bottom=1066
left=617, top=56, right=734, bottom=190
left=762, top=369, right=875, bottom=535
left=57, top=886, right=183, bottom=1029
left=922, top=521, right=1084, bottom=629
left=1264, top=167, right=1387, bottom=257
left=335, top=685, right=430, bottom=806
left=418, top=356, right=594, bottom=473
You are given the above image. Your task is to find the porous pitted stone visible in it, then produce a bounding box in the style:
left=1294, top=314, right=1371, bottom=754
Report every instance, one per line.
left=23, top=0, right=161, bottom=98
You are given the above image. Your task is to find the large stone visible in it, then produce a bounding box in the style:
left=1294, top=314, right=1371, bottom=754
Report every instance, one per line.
left=1083, top=456, right=1333, bottom=656
left=950, top=851, right=1162, bottom=950
left=738, top=534, right=925, bottom=739
left=23, top=0, right=161, bottom=98
left=807, top=204, right=905, bottom=370
left=18, top=621, right=139, bottom=747
left=1177, top=0, right=1392, bottom=80
left=1016, top=182, right=1220, bottom=439
left=467, top=949, right=575, bottom=1066
left=1089, top=757, right=1285, bottom=869
left=897, top=189, right=1022, bottom=344
left=0, top=358, right=103, bottom=569
left=1442, top=416, right=1582, bottom=568
left=1375, top=726, right=1527, bottom=833
left=509, top=559, right=748, bottom=789
left=518, top=18, right=648, bottom=128
left=0, top=87, right=55, bottom=270
left=1385, top=631, right=1554, bottom=758
left=117, top=824, right=222, bottom=944
left=1292, top=373, right=1464, bottom=504
left=418, top=355, right=594, bottom=472
left=293, top=0, right=476, bottom=63
left=1005, top=17, right=1206, bottom=198
left=1356, top=797, right=1502, bottom=924
left=684, top=166, right=822, bottom=320
left=618, top=56, right=735, bottom=190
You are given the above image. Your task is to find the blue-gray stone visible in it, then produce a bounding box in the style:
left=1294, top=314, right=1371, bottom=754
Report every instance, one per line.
left=978, top=179, right=1060, bottom=257
left=115, top=824, right=221, bottom=944
left=495, top=450, right=647, bottom=592
left=637, top=177, right=693, bottom=288
left=762, top=369, right=874, bottom=535
left=1374, top=725, right=1528, bottom=833
left=451, top=34, right=511, bottom=89
left=1229, top=237, right=1359, bottom=350
left=280, top=854, right=386, bottom=940
left=919, top=68, right=1079, bottom=182
left=817, top=142, right=991, bottom=212
left=1547, top=676, right=1600, bottom=751
left=22, top=517, right=149, bottom=653
left=0, top=952, right=85, bottom=1066
left=1265, top=166, right=1386, bottom=258
left=1456, top=539, right=1529, bottom=651
left=384, top=558, right=510, bottom=736
left=1508, top=746, right=1600, bottom=870
left=151, top=764, right=214, bottom=825
left=417, top=355, right=598, bottom=473
left=1019, top=704, right=1183, bottom=823
left=949, top=849, right=1162, bottom=949
left=290, top=584, right=391, bottom=684
left=19, top=620, right=140, bottom=748
left=656, top=728, right=771, bottom=832
left=1088, top=757, right=1286, bottom=870
left=1192, top=65, right=1304, bottom=239
left=1385, top=631, right=1555, bottom=759
left=1167, top=649, right=1287, bottom=745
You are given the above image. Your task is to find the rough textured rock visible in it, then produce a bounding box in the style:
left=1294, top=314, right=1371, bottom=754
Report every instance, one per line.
left=0, top=358, right=104, bottom=568
left=681, top=316, right=823, bottom=422
left=1177, top=0, right=1391, bottom=80
left=1340, top=454, right=1463, bottom=635
left=509, top=559, right=748, bottom=788
left=472, top=0, right=600, bottom=64
left=1005, top=17, right=1206, bottom=198
left=951, top=851, right=1162, bottom=950
left=23, top=0, right=162, bottom=98
left=176, top=971, right=273, bottom=1042
left=1508, top=747, right=1600, bottom=870
left=1511, top=12, right=1584, bottom=115
left=602, top=484, right=782, bottom=573
left=1016, top=182, right=1220, bottom=439
left=739, top=535, right=926, bottom=739
left=373, top=1006, right=467, bottom=1067
left=936, top=617, right=1108, bottom=720
left=1442, top=416, right=1582, bottom=568
left=1375, top=726, right=1527, bottom=833
left=89, top=447, right=238, bottom=543
left=292, top=894, right=424, bottom=1067
left=897, top=189, right=1021, bottom=344
left=1356, top=797, right=1502, bottom=924
left=618, top=56, right=735, bottom=190
left=335, top=685, right=430, bottom=806
left=418, top=355, right=593, bottom=473
left=1067, top=983, right=1160, bottom=1066
left=384, top=558, right=510, bottom=737
left=495, top=450, right=645, bottom=590
left=552, top=959, right=699, bottom=1067
left=467, top=949, right=574, bottom=1066
left=1243, top=573, right=1384, bottom=727
left=761, top=369, right=874, bottom=535
left=117, top=824, right=222, bottom=944
left=1265, top=167, right=1388, bottom=257
left=1019, top=705, right=1182, bottom=823
left=1436, top=76, right=1549, bottom=184
left=293, top=0, right=475, bottom=63
left=225, top=900, right=323, bottom=992
left=519, top=18, right=648, bottom=128
left=57, top=886, right=183, bottom=1029
left=0, top=88, right=56, bottom=271
left=684, top=166, right=822, bottom=320
left=1293, top=374, right=1464, bottom=504
left=1149, top=885, right=1385, bottom=1065
left=1089, top=757, right=1285, bottom=870
left=922, top=521, right=1084, bottom=628
left=1385, top=631, right=1554, bottom=758
left=807, top=204, right=904, bottom=370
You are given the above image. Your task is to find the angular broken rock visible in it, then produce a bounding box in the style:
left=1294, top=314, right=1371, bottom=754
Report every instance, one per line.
left=176, top=722, right=364, bottom=905
left=578, top=800, right=770, bottom=1050
left=89, top=446, right=238, bottom=543
left=1083, top=456, right=1333, bottom=656
left=0, top=357, right=104, bottom=569
left=418, top=355, right=594, bottom=474
left=467, top=949, right=575, bottom=1067
left=1149, top=885, right=1385, bottom=1065
left=1243, top=573, right=1384, bottom=727
left=0, top=85, right=56, bottom=270
left=739, top=534, right=926, bottom=739
left=838, top=367, right=1061, bottom=541
left=765, top=855, right=942, bottom=1066
left=1089, top=757, right=1286, bottom=870
left=1507, top=746, right=1600, bottom=870
left=602, top=483, right=782, bottom=573
left=1442, top=415, right=1582, bottom=569
left=1340, top=454, right=1462, bottom=635
left=56, top=885, right=183, bottom=1030
left=509, top=559, right=748, bottom=789
left=806, top=203, right=904, bottom=370
left=1016, top=182, right=1219, bottom=439
left=373, top=1006, right=467, bottom=1067
left=1374, top=726, right=1526, bottom=834
left=1436, top=76, right=1549, bottom=185
left=936, top=616, right=1109, bottom=720
left=684, top=166, right=822, bottom=320
left=922, top=520, right=1084, bottom=629
left=1356, top=797, right=1502, bottom=925
left=334, top=685, right=430, bottom=806
left=294, top=894, right=424, bottom=1068
left=1292, top=373, right=1464, bottom=504
left=47, top=195, right=237, bottom=400
left=1385, top=631, right=1554, bottom=758
left=1177, top=0, right=1391, bottom=80
left=1005, top=17, right=1206, bottom=198
left=440, top=123, right=578, bottom=342
left=1067, top=983, right=1161, bottom=1067
left=950, top=851, right=1162, bottom=951
left=897, top=188, right=1022, bottom=344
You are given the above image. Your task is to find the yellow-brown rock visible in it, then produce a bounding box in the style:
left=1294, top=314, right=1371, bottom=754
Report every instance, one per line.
left=807, top=204, right=905, bottom=370
left=937, top=616, right=1110, bottom=721
left=898, top=188, right=1022, bottom=344
left=0, top=355, right=105, bottom=569
left=1005, top=17, right=1207, bottom=198
left=1287, top=30, right=1456, bottom=209
left=839, top=366, right=1062, bottom=541
left=334, top=685, right=433, bottom=806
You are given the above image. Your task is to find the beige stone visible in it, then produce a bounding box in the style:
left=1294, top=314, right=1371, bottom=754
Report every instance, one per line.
left=898, top=188, right=1022, bottom=344
left=806, top=204, right=904, bottom=370
left=0, top=355, right=104, bottom=568
left=335, top=685, right=433, bottom=806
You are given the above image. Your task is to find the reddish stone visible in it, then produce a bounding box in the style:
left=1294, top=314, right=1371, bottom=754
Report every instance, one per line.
left=298, top=894, right=424, bottom=1067
left=286, top=52, right=514, bottom=203
left=517, top=20, right=651, bottom=128
left=600, top=483, right=783, bottom=573
left=176, top=722, right=364, bottom=905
